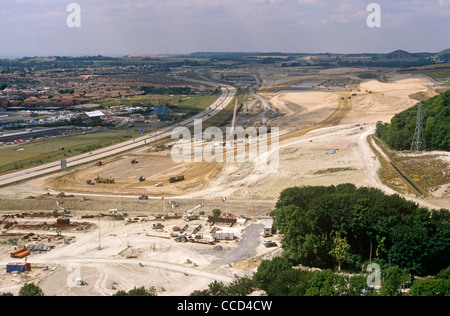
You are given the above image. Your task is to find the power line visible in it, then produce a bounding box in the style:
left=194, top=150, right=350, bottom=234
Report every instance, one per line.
left=411, top=102, right=426, bottom=152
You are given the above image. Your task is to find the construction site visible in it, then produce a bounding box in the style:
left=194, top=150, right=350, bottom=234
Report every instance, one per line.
left=0, top=66, right=449, bottom=296
left=0, top=200, right=280, bottom=296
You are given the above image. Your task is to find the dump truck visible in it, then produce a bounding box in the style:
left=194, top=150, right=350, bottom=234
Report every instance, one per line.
left=95, top=177, right=115, bottom=184
left=169, top=175, right=185, bottom=183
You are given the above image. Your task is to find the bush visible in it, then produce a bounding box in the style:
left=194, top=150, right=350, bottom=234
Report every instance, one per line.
left=190, top=277, right=255, bottom=296
left=19, top=284, right=45, bottom=297
left=114, top=286, right=157, bottom=296
left=409, top=279, right=450, bottom=296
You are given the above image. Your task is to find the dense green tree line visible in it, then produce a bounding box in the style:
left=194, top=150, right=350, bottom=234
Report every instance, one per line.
left=141, top=86, right=194, bottom=95
left=376, top=90, right=450, bottom=151
left=272, top=184, right=449, bottom=277
left=190, top=261, right=449, bottom=296
left=190, top=184, right=449, bottom=296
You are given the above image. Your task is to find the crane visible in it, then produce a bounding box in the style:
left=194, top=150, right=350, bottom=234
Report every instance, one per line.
left=183, top=203, right=204, bottom=221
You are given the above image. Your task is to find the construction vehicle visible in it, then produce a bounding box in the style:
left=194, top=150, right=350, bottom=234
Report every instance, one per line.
left=193, top=225, right=202, bottom=234
left=263, top=240, right=278, bottom=248
left=95, top=177, right=115, bottom=184
left=174, top=235, right=188, bottom=243
left=139, top=176, right=146, bottom=182
left=169, top=175, right=185, bottom=183
left=86, top=180, right=95, bottom=185
left=180, top=224, right=189, bottom=234
left=153, top=223, right=164, bottom=230
left=183, top=203, right=204, bottom=221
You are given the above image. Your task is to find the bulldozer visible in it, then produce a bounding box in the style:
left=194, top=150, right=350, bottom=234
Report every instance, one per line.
left=95, top=176, right=115, bottom=184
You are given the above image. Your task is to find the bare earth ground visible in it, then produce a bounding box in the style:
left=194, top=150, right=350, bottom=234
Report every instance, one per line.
left=1, top=70, right=448, bottom=296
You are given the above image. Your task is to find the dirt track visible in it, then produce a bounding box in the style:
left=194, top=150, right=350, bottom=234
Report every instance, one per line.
left=45, top=154, right=223, bottom=197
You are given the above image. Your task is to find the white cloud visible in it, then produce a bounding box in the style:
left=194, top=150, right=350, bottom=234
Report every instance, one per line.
left=0, top=0, right=448, bottom=56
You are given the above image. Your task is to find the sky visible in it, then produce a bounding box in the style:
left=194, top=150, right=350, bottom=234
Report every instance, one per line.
left=0, top=0, right=449, bottom=57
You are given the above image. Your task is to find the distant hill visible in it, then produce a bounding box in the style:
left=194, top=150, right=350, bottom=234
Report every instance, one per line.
left=376, top=90, right=450, bottom=151
left=438, top=49, right=450, bottom=62
left=386, top=50, right=415, bottom=59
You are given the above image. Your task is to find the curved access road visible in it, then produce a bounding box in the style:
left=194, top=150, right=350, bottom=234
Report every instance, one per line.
left=0, top=84, right=236, bottom=187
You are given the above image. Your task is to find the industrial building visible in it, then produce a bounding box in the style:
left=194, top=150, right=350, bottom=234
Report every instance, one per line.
left=264, top=219, right=274, bottom=237
left=0, top=127, right=61, bottom=143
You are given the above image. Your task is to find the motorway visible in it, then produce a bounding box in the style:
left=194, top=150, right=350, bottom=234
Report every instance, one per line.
left=0, top=84, right=236, bottom=187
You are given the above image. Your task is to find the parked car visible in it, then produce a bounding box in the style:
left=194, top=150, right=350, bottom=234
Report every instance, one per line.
left=263, top=240, right=277, bottom=248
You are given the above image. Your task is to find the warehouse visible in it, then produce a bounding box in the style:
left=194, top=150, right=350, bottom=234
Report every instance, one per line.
left=0, top=127, right=61, bottom=143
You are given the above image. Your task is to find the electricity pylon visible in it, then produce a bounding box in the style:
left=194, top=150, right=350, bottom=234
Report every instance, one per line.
left=411, top=102, right=426, bottom=152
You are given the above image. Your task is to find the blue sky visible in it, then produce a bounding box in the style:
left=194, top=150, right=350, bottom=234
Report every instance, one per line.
left=0, top=0, right=449, bottom=57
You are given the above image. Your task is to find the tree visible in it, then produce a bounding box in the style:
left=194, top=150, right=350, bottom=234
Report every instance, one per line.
left=388, top=224, right=428, bottom=278
left=409, top=265, right=450, bottom=296
left=212, top=209, right=222, bottom=217
left=18, top=284, right=45, bottom=297
left=190, top=278, right=255, bottom=296
left=376, top=90, right=450, bottom=151
left=303, top=270, right=347, bottom=296
left=436, top=266, right=450, bottom=280
left=347, top=274, right=377, bottom=296
left=114, top=286, right=157, bottom=296
left=409, top=279, right=450, bottom=296
left=329, top=231, right=351, bottom=271
left=271, top=184, right=449, bottom=276
left=380, top=266, right=410, bottom=296
left=253, top=256, right=292, bottom=293
left=266, top=268, right=310, bottom=296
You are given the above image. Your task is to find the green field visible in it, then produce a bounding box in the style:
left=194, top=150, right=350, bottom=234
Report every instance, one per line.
left=97, top=93, right=220, bottom=115
left=0, top=129, right=140, bottom=175
left=0, top=93, right=223, bottom=175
